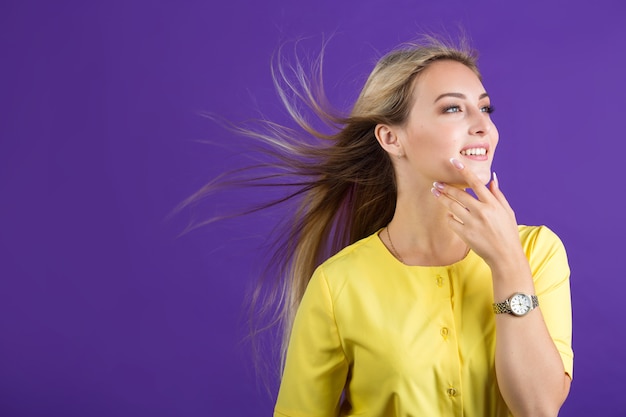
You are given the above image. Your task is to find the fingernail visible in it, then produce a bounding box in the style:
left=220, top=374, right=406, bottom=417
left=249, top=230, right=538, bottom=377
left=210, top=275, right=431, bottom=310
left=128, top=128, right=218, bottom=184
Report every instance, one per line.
left=431, top=187, right=441, bottom=197
left=493, top=171, right=499, bottom=188
left=433, top=181, right=445, bottom=190
left=449, top=158, right=464, bottom=169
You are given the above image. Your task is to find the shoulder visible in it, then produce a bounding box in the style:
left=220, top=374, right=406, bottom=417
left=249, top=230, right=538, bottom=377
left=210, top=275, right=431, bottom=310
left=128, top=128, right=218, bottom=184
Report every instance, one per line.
left=518, top=225, right=566, bottom=254
left=322, top=231, right=383, bottom=268
left=310, top=230, right=388, bottom=292
left=517, top=225, right=570, bottom=280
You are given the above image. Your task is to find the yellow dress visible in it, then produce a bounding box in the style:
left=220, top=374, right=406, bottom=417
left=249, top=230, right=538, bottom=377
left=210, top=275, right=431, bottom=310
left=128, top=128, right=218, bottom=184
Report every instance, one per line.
left=274, top=225, right=573, bottom=417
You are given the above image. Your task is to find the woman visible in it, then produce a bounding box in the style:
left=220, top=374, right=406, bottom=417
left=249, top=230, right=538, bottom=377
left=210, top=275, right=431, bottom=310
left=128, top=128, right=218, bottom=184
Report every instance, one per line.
left=219, top=38, right=573, bottom=416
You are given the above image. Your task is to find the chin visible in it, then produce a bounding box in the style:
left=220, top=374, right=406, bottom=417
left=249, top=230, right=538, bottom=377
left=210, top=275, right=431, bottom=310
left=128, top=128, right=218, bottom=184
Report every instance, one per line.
left=475, top=169, right=492, bottom=185
left=455, top=168, right=491, bottom=189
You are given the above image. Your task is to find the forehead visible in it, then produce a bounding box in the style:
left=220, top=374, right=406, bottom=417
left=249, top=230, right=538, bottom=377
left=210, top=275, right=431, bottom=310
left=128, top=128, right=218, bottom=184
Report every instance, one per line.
left=412, top=60, right=486, bottom=100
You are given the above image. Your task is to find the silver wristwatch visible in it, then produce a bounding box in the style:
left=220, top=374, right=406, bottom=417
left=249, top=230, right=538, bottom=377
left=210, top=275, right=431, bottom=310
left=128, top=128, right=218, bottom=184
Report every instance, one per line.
left=493, top=293, right=539, bottom=316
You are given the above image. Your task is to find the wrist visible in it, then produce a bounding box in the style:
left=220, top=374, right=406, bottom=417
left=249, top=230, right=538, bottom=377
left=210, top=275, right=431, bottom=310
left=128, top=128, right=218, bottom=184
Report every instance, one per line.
left=493, top=293, right=539, bottom=316
left=488, top=249, right=529, bottom=277
left=489, top=252, right=535, bottom=302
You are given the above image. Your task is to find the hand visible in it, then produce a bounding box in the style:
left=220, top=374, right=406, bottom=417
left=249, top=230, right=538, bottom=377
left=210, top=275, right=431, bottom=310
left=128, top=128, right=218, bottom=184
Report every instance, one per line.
left=431, top=158, right=523, bottom=268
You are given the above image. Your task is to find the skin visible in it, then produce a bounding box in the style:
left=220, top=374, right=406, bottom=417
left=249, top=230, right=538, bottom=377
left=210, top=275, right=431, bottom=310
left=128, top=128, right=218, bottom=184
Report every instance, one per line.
left=375, top=60, right=571, bottom=416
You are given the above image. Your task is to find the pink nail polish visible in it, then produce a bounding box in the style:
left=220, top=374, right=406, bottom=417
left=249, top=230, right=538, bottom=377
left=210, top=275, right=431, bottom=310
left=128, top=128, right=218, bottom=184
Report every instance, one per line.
left=431, top=187, right=441, bottom=197
left=433, top=181, right=445, bottom=190
left=449, top=158, right=464, bottom=169
left=493, top=171, right=499, bottom=188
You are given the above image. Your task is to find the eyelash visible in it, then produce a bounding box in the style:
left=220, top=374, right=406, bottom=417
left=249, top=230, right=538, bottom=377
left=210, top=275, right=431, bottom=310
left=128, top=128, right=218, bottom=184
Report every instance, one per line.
left=443, top=105, right=495, bottom=114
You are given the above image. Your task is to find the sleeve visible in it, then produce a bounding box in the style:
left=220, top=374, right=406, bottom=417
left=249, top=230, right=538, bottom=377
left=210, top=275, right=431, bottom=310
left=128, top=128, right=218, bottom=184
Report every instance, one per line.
left=524, top=226, right=574, bottom=379
left=274, top=266, right=349, bottom=417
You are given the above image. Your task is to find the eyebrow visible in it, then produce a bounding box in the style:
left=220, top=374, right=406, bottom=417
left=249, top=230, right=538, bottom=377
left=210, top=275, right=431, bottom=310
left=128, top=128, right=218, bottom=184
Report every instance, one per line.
left=434, top=92, right=490, bottom=103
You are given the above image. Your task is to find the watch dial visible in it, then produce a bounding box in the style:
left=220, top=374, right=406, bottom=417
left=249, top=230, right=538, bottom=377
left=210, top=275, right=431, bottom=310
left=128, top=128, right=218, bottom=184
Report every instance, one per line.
left=510, top=294, right=531, bottom=315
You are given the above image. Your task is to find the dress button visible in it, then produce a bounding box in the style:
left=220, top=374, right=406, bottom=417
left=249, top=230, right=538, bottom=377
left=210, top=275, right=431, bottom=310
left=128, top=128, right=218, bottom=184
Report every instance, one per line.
left=436, top=275, right=443, bottom=287
left=447, top=387, right=457, bottom=397
left=440, top=327, right=449, bottom=338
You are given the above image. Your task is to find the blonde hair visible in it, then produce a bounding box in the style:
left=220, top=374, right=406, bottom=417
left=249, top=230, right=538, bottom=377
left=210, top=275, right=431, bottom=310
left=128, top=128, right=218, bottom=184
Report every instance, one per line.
left=184, top=36, right=479, bottom=388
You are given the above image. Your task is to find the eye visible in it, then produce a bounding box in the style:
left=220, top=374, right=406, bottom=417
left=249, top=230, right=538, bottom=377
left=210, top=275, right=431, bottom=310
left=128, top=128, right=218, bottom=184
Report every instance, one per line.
left=443, top=105, right=461, bottom=113
left=481, top=105, right=495, bottom=114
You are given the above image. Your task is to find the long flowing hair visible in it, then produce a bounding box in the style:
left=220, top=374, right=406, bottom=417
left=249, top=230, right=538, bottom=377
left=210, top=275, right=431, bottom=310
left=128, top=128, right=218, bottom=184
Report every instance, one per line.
left=180, top=36, right=480, bottom=390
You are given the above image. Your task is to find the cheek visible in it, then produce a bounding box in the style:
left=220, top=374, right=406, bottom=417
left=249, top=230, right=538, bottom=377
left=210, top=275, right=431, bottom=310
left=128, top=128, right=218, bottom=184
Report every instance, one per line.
left=491, top=124, right=500, bottom=148
left=422, top=125, right=460, bottom=150
left=405, top=123, right=459, bottom=160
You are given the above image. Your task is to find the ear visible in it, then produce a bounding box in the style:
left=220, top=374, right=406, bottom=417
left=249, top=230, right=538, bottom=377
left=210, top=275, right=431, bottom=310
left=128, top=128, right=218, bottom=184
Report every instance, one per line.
left=375, top=124, right=404, bottom=158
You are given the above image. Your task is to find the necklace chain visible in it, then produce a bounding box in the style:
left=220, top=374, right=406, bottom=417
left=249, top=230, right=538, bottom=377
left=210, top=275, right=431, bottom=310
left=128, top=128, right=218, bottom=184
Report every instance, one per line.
left=386, top=225, right=471, bottom=265
left=386, top=225, right=405, bottom=264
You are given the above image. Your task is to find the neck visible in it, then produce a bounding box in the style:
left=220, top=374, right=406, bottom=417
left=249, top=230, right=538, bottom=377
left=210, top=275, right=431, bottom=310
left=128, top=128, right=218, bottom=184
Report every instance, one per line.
left=384, top=184, right=469, bottom=266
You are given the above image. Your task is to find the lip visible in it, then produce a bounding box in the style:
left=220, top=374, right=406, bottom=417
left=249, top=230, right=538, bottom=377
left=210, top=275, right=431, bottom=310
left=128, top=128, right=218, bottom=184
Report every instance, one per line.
left=459, top=143, right=490, bottom=161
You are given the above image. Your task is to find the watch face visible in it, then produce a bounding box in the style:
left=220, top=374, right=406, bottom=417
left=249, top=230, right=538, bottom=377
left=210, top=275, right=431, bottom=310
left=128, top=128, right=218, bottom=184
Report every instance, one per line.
left=509, top=294, right=531, bottom=316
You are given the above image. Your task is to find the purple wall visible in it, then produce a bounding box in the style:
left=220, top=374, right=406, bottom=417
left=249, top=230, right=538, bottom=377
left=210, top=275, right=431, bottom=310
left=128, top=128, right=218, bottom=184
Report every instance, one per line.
left=1, top=1, right=625, bottom=416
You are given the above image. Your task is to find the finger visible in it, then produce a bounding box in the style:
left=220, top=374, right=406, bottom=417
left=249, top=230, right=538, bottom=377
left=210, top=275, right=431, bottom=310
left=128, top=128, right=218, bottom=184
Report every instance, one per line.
left=446, top=212, right=469, bottom=240
left=433, top=181, right=479, bottom=213
left=431, top=186, right=473, bottom=224
left=489, top=171, right=514, bottom=212
left=449, top=158, right=494, bottom=202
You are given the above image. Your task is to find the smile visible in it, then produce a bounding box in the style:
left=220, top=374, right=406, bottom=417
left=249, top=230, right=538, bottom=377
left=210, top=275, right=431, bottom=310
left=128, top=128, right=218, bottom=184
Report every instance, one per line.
left=460, top=147, right=488, bottom=156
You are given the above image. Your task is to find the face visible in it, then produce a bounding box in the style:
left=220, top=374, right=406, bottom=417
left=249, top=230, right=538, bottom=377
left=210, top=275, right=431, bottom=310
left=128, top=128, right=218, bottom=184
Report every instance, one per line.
left=394, top=59, right=498, bottom=187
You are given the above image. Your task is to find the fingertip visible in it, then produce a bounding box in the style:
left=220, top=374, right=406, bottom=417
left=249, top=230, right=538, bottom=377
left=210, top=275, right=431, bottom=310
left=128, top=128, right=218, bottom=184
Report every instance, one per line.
left=449, top=157, right=464, bottom=170
left=493, top=171, right=499, bottom=188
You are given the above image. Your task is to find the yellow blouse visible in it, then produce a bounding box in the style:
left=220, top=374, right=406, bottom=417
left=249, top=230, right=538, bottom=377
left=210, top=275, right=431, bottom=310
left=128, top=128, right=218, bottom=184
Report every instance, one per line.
left=274, top=225, right=573, bottom=417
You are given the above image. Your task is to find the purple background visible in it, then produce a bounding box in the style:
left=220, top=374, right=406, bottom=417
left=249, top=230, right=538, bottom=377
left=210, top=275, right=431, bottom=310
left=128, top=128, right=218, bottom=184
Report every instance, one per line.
left=2, top=1, right=625, bottom=416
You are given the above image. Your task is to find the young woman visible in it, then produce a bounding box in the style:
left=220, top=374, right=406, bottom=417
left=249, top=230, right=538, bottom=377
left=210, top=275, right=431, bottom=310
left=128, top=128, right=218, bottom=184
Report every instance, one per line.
left=221, top=38, right=572, bottom=416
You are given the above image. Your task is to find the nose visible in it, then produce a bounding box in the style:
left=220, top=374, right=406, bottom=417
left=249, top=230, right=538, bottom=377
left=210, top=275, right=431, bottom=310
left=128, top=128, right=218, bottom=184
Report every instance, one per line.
left=469, top=111, right=491, bottom=136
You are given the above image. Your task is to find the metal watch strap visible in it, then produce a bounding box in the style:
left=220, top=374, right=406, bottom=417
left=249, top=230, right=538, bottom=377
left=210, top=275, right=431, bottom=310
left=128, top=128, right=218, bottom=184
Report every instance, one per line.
left=492, top=294, right=539, bottom=314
